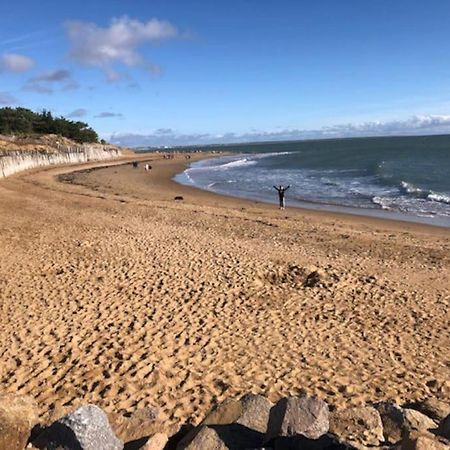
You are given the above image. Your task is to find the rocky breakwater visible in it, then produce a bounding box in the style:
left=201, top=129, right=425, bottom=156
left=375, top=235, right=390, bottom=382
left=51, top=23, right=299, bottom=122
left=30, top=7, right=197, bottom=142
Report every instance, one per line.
left=1, top=392, right=449, bottom=450
left=0, top=135, right=123, bottom=179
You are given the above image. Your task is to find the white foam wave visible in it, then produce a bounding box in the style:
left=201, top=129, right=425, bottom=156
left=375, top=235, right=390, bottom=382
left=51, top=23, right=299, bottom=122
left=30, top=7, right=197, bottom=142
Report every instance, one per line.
left=217, top=158, right=257, bottom=169
left=401, top=181, right=426, bottom=196
left=401, top=181, right=450, bottom=205
left=428, top=192, right=450, bottom=204
left=372, top=196, right=392, bottom=210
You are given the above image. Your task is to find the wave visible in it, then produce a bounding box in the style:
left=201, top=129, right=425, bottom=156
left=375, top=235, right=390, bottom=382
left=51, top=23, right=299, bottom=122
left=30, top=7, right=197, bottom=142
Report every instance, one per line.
left=400, top=181, right=450, bottom=205
left=428, top=192, right=450, bottom=205
left=372, top=196, right=392, bottom=210
left=216, top=158, right=257, bottom=169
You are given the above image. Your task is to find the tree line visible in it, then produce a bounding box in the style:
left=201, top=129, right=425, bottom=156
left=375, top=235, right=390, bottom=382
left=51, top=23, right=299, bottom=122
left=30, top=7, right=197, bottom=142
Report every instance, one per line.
left=0, top=107, right=99, bottom=143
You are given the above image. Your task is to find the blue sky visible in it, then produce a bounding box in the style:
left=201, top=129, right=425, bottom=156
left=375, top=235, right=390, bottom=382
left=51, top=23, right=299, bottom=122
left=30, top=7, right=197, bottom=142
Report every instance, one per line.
left=1, top=0, right=450, bottom=146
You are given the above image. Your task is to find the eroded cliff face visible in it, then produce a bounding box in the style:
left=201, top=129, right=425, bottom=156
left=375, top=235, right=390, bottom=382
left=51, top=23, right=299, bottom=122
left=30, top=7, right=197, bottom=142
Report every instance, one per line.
left=0, top=136, right=123, bottom=178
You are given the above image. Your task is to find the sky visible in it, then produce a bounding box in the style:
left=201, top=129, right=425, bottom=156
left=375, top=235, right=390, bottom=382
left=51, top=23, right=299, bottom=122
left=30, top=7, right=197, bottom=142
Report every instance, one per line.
left=2, top=0, right=450, bottom=147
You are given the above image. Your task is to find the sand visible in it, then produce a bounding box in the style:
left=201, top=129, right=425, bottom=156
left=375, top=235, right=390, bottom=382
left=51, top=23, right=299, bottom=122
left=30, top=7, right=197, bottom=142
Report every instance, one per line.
left=0, top=153, right=449, bottom=429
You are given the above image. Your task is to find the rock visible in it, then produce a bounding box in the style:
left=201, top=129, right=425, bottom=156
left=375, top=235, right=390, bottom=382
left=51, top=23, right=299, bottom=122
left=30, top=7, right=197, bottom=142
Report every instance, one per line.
left=203, top=394, right=273, bottom=434
left=0, top=393, right=39, bottom=450
left=403, top=408, right=437, bottom=433
left=374, top=401, right=405, bottom=444
left=401, top=430, right=450, bottom=450
left=266, top=396, right=329, bottom=441
left=110, top=407, right=160, bottom=443
left=411, top=399, right=450, bottom=423
left=202, top=399, right=242, bottom=427
left=174, top=196, right=184, bottom=201
left=178, top=424, right=264, bottom=450
left=304, top=270, right=327, bottom=288
left=329, top=406, right=384, bottom=447
left=34, top=404, right=123, bottom=450
left=140, top=432, right=168, bottom=450
left=438, top=414, right=450, bottom=440
left=179, top=426, right=227, bottom=450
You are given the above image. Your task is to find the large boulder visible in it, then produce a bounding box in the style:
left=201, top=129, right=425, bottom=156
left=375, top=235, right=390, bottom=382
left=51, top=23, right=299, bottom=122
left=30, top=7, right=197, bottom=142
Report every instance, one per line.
left=0, top=393, right=39, bottom=450
left=265, top=396, right=329, bottom=442
left=401, top=430, right=450, bottom=450
left=178, top=424, right=264, bottom=450
left=375, top=401, right=405, bottom=444
left=179, top=426, right=228, bottom=450
left=140, top=432, right=168, bottom=450
left=203, top=394, right=273, bottom=434
left=329, top=406, right=384, bottom=447
left=411, top=399, right=450, bottom=423
left=34, top=404, right=123, bottom=450
left=403, top=408, right=437, bottom=433
left=109, top=407, right=160, bottom=443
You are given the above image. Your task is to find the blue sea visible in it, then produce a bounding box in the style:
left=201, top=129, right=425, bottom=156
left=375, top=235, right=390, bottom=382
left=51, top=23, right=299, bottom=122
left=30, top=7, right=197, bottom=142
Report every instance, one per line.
left=174, top=135, right=450, bottom=227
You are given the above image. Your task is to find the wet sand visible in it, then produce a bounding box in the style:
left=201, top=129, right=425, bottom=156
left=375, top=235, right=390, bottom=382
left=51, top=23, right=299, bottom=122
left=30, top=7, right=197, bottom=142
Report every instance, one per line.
left=0, top=153, right=449, bottom=429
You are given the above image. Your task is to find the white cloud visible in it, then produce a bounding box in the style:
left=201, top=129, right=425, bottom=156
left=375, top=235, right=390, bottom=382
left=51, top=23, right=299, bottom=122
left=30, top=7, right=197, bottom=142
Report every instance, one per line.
left=64, top=16, right=178, bottom=78
left=109, top=115, right=450, bottom=147
left=0, top=53, right=34, bottom=72
left=0, top=92, right=18, bottom=105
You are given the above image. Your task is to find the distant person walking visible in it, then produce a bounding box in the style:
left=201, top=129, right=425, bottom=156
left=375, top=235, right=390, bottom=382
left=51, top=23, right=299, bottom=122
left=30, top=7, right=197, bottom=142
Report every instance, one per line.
left=273, top=185, right=290, bottom=209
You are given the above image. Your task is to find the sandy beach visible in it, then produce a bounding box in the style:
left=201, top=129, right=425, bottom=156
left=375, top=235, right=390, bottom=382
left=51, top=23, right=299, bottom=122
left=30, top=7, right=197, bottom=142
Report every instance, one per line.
left=0, top=153, right=449, bottom=430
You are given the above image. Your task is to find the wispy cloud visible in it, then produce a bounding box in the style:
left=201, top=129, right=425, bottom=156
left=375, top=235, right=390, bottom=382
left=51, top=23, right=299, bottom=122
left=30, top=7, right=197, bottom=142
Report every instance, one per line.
left=22, top=83, right=53, bottom=94
left=0, top=91, right=18, bottom=105
left=67, top=108, right=88, bottom=118
left=0, top=30, right=46, bottom=47
left=31, top=69, right=71, bottom=82
left=109, top=115, right=450, bottom=147
left=0, top=53, right=34, bottom=72
left=95, top=112, right=123, bottom=118
left=23, top=69, right=79, bottom=94
left=64, top=16, right=179, bottom=80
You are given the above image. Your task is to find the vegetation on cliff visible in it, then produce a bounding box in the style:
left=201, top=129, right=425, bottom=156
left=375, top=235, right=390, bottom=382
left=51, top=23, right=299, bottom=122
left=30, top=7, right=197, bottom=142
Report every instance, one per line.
left=0, top=107, right=99, bottom=143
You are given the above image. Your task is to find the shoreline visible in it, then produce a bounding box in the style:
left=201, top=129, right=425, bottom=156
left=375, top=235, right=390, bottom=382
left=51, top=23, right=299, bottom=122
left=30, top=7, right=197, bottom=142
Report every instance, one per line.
left=127, top=153, right=448, bottom=236
left=171, top=154, right=450, bottom=232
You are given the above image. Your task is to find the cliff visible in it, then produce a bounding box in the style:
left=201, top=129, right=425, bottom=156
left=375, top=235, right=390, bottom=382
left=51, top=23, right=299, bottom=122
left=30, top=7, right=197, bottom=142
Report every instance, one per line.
left=0, top=134, right=125, bottom=179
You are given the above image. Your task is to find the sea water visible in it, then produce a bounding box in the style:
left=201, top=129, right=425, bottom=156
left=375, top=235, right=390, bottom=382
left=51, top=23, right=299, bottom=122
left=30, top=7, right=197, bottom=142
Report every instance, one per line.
left=174, top=135, right=450, bottom=227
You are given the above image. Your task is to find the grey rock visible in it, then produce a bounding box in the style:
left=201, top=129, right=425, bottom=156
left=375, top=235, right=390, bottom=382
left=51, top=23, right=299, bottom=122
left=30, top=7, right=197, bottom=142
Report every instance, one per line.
left=36, top=404, right=123, bottom=450
left=329, top=406, right=384, bottom=447
left=237, top=394, right=274, bottom=434
left=266, top=396, right=329, bottom=441
left=200, top=394, right=273, bottom=441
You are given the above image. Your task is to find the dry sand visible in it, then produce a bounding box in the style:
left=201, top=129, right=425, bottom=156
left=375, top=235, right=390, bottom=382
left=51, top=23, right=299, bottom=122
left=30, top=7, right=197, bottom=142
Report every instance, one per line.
left=0, top=153, right=449, bottom=429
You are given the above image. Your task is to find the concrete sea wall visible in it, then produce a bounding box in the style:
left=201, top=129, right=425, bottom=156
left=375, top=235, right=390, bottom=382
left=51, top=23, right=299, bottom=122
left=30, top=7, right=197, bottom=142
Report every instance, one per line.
left=0, top=145, right=122, bottom=179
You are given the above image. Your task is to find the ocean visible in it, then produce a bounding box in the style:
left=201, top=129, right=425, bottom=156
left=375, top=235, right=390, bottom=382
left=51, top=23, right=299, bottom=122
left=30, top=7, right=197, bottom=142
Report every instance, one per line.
left=174, top=135, right=450, bottom=227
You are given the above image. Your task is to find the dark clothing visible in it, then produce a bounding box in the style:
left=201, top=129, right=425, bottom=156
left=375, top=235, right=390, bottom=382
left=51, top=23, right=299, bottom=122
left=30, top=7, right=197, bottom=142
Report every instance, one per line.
left=273, top=185, right=290, bottom=209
